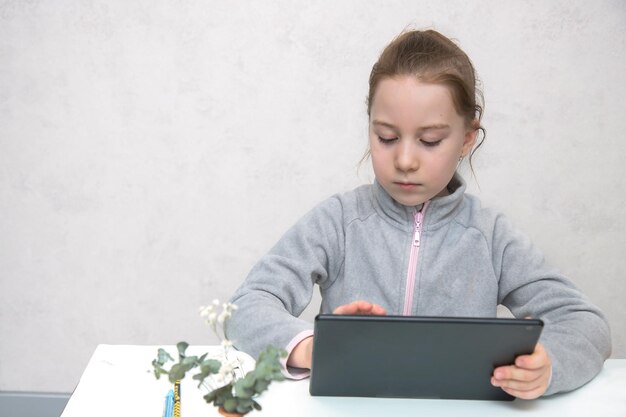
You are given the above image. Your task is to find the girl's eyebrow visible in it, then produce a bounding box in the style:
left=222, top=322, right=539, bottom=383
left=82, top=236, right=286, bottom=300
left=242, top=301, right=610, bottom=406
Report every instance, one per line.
left=372, top=120, right=450, bottom=131
left=372, top=120, right=397, bottom=129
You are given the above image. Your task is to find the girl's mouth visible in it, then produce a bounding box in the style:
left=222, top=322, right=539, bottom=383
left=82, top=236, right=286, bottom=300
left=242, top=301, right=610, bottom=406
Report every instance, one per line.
left=396, top=182, right=420, bottom=190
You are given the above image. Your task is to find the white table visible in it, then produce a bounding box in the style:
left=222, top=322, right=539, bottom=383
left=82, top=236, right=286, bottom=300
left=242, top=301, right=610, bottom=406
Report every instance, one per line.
left=61, top=345, right=626, bottom=417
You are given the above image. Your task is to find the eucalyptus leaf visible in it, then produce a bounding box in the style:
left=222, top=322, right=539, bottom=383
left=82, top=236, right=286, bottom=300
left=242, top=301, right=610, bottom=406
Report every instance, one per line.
left=181, top=356, right=197, bottom=366
left=203, top=390, right=216, bottom=404
left=234, top=381, right=254, bottom=399
left=157, top=348, right=174, bottom=365
left=254, top=379, right=269, bottom=393
left=254, top=363, right=269, bottom=378
left=151, top=359, right=170, bottom=380
left=223, top=398, right=237, bottom=412
left=151, top=341, right=287, bottom=414
left=169, top=361, right=195, bottom=383
left=176, top=341, right=189, bottom=359
left=242, top=374, right=255, bottom=388
left=233, top=375, right=255, bottom=398
left=204, top=383, right=232, bottom=407
left=201, top=359, right=221, bottom=374
left=168, top=364, right=185, bottom=382
left=235, top=398, right=254, bottom=414
left=193, top=359, right=222, bottom=387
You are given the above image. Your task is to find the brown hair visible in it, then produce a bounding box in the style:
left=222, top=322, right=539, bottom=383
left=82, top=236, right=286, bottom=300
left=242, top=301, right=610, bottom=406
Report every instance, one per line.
left=364, top=29, right=485, bottom=170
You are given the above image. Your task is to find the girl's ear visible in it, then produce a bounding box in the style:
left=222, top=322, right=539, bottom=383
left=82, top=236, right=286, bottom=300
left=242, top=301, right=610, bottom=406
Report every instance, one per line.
left=462, top=119, right=479, bottom=156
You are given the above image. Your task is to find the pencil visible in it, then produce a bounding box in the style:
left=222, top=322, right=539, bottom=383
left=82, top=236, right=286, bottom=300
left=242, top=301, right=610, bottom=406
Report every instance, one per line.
left=173, top=380, right=181, bottom=417
left=162, top=390, right=174, bottom=417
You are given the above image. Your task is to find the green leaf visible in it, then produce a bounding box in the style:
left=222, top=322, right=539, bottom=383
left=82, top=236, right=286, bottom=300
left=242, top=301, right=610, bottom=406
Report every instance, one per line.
left=241, top=374, right=255, bottom=388
left=168, top=360, right=195, bottom=383
left=254, top=363, right=269, bottom=378
left=203, top=390, right=216, bottom=404
left=192, top=359, right=222, bottom=386
left=168, top=364, right=185, bottom=382
left=152, top=363, right=162, bottom=380
left=176, top=341, right=189, bottom=359
left=234, top=385, right=254, bottom=399
left=223, top=398, right=237, bottom=413
left=254, top=379, right=270, bottom=393
left=151, top=359, right=170, bottom=380
left=234, top=375, right=256, bottom=399
left=201, top=359, right=221, bottom=373
left=204, top=384, right=233, bottom=407
left=235, top=398, right=255, bottom=414
left=181, top=356, right=198, bottom=366
left=157, top=348, right=174, bottom=365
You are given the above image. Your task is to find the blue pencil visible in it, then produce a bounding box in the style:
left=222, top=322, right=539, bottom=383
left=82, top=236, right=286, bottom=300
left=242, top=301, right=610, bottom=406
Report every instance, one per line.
left=163, top=389, right=174, bottom=417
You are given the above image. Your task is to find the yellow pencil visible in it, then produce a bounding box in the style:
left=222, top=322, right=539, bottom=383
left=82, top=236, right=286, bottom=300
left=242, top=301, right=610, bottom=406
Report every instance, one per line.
left=173, top=380, right=181, bottom=417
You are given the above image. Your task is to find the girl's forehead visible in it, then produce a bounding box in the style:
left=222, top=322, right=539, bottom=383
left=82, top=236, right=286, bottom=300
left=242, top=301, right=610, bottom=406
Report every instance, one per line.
left=370, top=76, right=462, bottom=127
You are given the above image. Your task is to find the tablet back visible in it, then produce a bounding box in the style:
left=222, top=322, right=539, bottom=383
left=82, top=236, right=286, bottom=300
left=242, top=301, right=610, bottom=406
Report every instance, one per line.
left=309, top=315, right=543, bottom=401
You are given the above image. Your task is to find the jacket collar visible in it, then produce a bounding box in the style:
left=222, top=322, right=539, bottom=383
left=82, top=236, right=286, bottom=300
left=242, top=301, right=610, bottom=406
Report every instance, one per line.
left=372, top=173, right=466, bottom=232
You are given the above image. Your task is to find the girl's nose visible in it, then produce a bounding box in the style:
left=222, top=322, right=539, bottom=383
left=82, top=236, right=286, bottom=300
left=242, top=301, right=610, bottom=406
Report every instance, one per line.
left=395, top=141, right=419, bottom=172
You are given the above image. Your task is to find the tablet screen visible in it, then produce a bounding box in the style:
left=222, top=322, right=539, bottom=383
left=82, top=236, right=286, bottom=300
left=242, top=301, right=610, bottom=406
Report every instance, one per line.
left=310, top=315, right=543, bottom=401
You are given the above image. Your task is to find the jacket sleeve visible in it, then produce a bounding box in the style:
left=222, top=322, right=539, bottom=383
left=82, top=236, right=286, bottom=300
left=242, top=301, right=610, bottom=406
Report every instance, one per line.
left=491, top=214, right=612, bottom=395
left=226, top=196, right=345, bottom=367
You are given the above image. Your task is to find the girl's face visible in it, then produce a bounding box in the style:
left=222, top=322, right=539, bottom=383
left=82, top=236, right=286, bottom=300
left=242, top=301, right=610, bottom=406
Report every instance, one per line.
left=369, top=76, right=477, bottom=207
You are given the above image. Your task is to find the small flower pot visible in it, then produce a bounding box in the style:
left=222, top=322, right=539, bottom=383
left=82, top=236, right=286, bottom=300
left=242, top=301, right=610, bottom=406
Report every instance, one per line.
left=218, top=406, right=246, bottom=417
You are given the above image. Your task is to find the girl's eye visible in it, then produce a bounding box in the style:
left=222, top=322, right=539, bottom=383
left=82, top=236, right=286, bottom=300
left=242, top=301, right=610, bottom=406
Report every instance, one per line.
left=421, top=139, right=442, bottom=147
left=378, top=136, right=398, bottom=144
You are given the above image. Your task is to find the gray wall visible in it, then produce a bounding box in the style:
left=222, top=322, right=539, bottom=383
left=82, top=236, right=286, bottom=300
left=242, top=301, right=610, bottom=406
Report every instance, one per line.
left=1, top=0, right=624, bottom=393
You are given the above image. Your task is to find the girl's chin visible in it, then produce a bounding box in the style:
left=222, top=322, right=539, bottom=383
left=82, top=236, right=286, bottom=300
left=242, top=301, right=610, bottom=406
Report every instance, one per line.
left=389, top=193, right=428, bottom=207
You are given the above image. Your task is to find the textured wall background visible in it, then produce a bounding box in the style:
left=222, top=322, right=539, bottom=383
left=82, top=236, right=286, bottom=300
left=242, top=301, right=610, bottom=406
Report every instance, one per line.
left=1, top=0, right=624, bottom=393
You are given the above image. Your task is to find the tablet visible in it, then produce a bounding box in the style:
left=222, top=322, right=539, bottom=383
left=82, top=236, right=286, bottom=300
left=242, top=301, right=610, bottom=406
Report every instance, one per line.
left=309, top=314, right=543, bottom=401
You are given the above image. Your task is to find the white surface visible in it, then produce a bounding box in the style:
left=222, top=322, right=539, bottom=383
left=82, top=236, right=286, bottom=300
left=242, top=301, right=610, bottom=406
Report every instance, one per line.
left=2, top=0, right=626, bottom=392
left=61, top=345, right=626, bottom=417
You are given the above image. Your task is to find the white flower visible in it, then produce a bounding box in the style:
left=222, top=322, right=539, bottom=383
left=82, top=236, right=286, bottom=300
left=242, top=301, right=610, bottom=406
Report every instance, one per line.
left=213, top=360, right=239, bottom=386
left=217, top=310, right=231, bottom=324
left=199, top=299, right=238, bottom=346
left=199, top=305, right=214, bottom=318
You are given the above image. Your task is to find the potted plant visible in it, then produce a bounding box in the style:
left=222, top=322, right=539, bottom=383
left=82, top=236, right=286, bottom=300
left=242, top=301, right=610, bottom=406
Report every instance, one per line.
left=152, top=301, right=287, bottom=416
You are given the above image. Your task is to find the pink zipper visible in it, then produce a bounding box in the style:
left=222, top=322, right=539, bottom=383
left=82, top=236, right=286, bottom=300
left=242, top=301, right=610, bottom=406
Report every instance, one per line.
left=402, top=201, right=429, bottom=316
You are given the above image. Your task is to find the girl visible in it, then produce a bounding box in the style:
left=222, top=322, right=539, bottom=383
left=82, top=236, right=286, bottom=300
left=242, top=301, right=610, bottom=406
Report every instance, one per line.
left=227, top=29, right=611, bottom=399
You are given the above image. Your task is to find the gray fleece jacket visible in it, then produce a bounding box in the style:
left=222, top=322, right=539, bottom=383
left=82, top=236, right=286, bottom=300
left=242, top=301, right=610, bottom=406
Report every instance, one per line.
left=228, top=173, right=611, bottom=395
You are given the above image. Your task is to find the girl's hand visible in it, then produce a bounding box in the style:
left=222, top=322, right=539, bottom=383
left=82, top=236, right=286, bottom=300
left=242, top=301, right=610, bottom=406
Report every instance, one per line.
left=491, top=343, right=552, bottom=399
left=287, top=301, right=386, bottom=370
left=287, top=336, right=313, bottom=370
left=333, top=300, right=387, bottom=315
